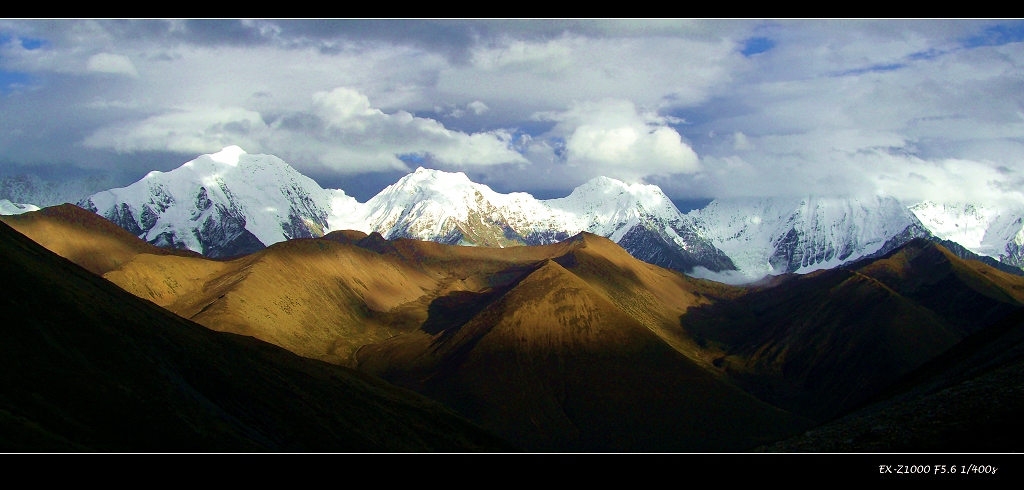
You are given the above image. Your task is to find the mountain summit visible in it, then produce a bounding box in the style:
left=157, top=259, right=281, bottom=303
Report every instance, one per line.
left=80, top=147, right=1024, bottom=279
left=79, top=146, right=358, bottom=258
left=78, top=147, right=735, bottom=273
left=689, top=195, right=926, bottom=278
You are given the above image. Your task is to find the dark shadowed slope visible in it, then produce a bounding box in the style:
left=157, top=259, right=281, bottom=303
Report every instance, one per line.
left=759, top=305, right=1024, bottom=452
left=1, top=209, right=811, bottom=451
left=356, top=253, right=810, bottom=452
left=0, top=219, right=513, bottom=452
left=684, top=239, right=1024, bottom=422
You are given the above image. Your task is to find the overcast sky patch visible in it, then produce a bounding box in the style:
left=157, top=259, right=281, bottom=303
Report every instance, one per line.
left=1, top=19, right=1023, bottom=209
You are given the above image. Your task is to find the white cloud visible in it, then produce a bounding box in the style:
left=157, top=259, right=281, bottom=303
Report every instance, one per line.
left=86, top=53, right=138, bottom=77
left=6, top=19, right=1024, bottom=209
left=733, top=132, right=750, bottom=151
left=471, top=37, right=574, bottom=74
left=307, top=87, right=527, bottom=169
left=530, top=99, right=700, bottom=183
left=82, top=106, right=268, bottom=154
left=682, top=31, right=1024, bottom=209
left=82, top=87, right=528, bottom=174
left=438, top=34, right=742, bottom=120
left=311, top=87, right=380, bottom=132
left=468, top=100, right=489, bottom=115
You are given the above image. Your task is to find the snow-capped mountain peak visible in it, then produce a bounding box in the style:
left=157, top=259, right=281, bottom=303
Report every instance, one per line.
left=911, top=200, right=1024, bottom=268
left=80, top=146, right=355, bottom=257
left=208, top=145, right=246, bottom=165
left=690, top=195, right=924, bottom=278
left=0, top=199, right=40, bottom=215
left=73, top=148, right=733, bottom=273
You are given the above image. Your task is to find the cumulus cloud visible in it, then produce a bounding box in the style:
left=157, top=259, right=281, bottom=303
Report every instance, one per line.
left=306, top=87, right=527, bottom=169
left=467, top=100, right=489, bottom=115
left=82, top=87, right=527, bottom=174
left=86, top=53, right=138, bottom=77
left=437, top=34, right=742, bottom=122
left=677, top=27, right=1024, bottom=209
left=82, top=107, right=268, bottom=154
left=528, top=99, right=700, bottom=182
left=5, top=19, right=1024, bottom=209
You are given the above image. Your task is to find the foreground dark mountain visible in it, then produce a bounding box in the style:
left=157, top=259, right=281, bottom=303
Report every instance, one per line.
left=355, top=235, right=810, bottom=452
left=9, top=204, right=1024, bottom=452
left=3, top=205, right=809, bottom=451
left=684, top=238, right=1024, bottom=422
left=0, top=219, right=512, bottom=452
left=759, top=305, right=1024, bottom=452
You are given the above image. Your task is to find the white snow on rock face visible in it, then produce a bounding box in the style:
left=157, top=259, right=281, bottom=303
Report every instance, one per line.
left=910, top=201, right=1024, bottom=268
left=910, top=202, right=998, bottom=253
left=1, top=173, right=115, bottom=209
left=0, top=199, right=40, bottom=215
left=76, top=149, right=733, bottom=272
left=345, top=168, right=688, bottom=244
left=81, top=146, right=359, bottom=257
left=339, top=168, right=735, bottom=272
left=533, top=176, right=685, bottom=238
left=82, top=145, right=1024, bottom=281
left=690, top=195, right=923, bottom=278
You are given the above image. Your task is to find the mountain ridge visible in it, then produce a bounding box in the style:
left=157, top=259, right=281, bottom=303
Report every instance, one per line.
left=8, top=203, right=1024, bottom=451
left=8, top=146, right=1024, bottom=280
left=73, top=147, right=737, bottom=274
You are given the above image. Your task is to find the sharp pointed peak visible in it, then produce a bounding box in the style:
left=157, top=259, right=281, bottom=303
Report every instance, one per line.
left=209, top=145, right=247, bottom=165
left=409, top=166, right=470, bottom=180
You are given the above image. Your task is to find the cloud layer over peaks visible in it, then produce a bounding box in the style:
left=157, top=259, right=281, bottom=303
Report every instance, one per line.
left=528, top=99, right=700, bottom=183
left=83, top=87, right=527, bottom=174
left=2, top=20, right=1024, bottom=208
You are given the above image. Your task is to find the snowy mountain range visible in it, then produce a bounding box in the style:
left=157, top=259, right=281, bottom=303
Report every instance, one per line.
left=909, top=201, right=1024, bottom=270
left=73, top=147, right=734, bottom=272
left=0, top=199, right=39, bottom=215
left=7, top=146, right=1024, bottom=281
left=340, top=167, right=736, bottom=273
left=688, top=196, right=926, bottom=279
left=79, top=146, right=356, bottom=257
left=0, top=173, right=114, bottom=209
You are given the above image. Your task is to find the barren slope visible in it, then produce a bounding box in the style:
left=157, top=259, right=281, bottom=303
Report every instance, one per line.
left=0, top=204, right=201, bottom=275
left=357, top=258, right=809, bottom=452
left=684, top=239, right=1024, bottom=421
left=0, top=219, right=512, bottom=452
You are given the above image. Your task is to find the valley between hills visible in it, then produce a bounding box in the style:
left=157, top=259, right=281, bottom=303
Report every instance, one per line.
left=4, top=203, right=1024, bottom=452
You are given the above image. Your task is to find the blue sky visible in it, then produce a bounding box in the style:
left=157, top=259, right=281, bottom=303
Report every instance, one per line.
left=1, top=19, right=1023, bottom=206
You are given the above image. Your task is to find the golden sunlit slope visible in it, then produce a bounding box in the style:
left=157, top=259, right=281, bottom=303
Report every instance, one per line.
left=104, top=231, right=739, bottom=368
left=0, top=204, right=201, bottom=275
left=105, top=231, right=580, bottom=365
left=856, top=238, right=1024, bottom=331
left=0, top=219, right=513, bottom=452
left=547, top=233, right=744, bottom=365
left=685, top=239, right=1024, bottom=422
left=9, top=206, right=732, bottom=372
left=357, top=258, right=809, bottom=452
left=107, top=237, right=446, bottom=364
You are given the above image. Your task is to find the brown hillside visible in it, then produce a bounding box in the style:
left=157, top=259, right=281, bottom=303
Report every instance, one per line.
left=684, top=239, right=1024, bottom=421
left=357, top=258, right=809, bottom=452
left=0, top=219, right=513, bottom=452
left=0, top=204, right=201, bottom=275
